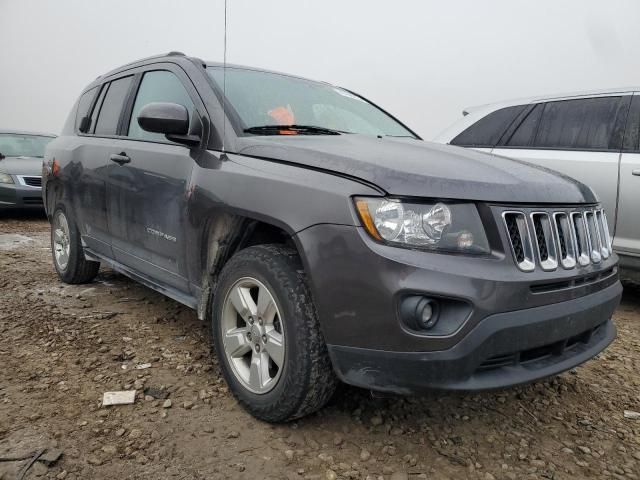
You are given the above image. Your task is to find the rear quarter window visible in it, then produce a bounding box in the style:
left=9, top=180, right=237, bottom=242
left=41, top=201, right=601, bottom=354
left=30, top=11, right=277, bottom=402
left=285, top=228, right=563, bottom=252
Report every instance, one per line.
left=450, top=105, right=525, bottom=147
left=75, top=87, right=98, bottom=132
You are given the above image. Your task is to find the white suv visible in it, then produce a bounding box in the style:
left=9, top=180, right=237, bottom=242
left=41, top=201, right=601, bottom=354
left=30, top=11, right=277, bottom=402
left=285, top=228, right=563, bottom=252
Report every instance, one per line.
left=436, top=88, right=640, bottom=279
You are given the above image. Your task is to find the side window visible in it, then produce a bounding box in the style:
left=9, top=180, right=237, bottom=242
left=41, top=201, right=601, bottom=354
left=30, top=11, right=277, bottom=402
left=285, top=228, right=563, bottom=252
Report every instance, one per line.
left=127, top=70, right=195, bottom=142
left=75, top=87, right=97, bottom=132
left=506, top=104, right=543, bottom=147
left=89, top=85, right=107, bottom=134
left=623, top=95, right=640, bottom=152
left=534, top=97, right=623, bottom=150
left=94, top=76, right=133, bottom=136
left=450, top=105, right=525, bottom=147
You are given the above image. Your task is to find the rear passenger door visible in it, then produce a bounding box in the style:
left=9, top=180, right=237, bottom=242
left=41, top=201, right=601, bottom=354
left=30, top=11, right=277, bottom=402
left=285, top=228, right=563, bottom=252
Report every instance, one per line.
left=73, top=75, right=134, bottom=257
left=492, top=95, right=630, bottom=233
left=107, top=66, right=203, bottom=293
left=616, top=93, right=640, bottom=257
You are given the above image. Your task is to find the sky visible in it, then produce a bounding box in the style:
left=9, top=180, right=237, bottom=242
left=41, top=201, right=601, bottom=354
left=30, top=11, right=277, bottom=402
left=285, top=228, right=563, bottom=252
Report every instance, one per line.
left=1, top=0, right=639, bottom=140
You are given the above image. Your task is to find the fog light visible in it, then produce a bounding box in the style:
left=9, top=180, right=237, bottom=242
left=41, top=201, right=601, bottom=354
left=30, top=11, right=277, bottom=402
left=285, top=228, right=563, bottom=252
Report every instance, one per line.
left=417, top=298, right=438, bottom=330
left=400, top=295, right=440, bottom=331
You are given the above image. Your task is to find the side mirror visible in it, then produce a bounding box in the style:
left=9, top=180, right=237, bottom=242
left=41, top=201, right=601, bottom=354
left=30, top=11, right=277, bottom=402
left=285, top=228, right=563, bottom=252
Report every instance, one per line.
left=138, top=102, right=190, bottom=135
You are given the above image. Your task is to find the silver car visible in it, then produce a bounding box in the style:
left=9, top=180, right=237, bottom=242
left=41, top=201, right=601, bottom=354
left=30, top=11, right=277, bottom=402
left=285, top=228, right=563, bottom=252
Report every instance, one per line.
left=0, top=130, right=56, bottom=210
left=435, top=88, right=640, bottom=279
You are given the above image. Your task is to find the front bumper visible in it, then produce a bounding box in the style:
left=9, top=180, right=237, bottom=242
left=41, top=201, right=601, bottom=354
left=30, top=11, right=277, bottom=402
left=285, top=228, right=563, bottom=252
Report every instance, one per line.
left=0, top=182, right=43, bottom=209
left=328, top=281, right=620, bottom=393
left=295, top=223, right=621, bottom=393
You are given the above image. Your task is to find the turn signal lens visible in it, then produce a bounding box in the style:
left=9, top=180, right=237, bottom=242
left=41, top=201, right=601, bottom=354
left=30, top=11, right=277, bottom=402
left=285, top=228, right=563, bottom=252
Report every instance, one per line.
left=355, top=199, right=382, bottom=240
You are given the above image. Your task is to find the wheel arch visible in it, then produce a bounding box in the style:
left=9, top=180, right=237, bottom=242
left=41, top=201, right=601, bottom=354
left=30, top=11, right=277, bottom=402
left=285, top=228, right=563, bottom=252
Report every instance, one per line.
left=196, top=212, right=305, bottom=321
left=44, top=178, right=66, bottom=220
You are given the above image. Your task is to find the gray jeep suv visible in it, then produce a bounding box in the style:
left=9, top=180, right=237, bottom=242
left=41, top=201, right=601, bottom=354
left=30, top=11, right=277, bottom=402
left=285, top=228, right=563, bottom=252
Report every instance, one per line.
left=43, top=52, right=621, bottom=422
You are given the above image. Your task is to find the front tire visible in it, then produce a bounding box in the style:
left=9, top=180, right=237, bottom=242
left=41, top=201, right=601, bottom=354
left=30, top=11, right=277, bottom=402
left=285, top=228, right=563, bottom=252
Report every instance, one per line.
left=211, top=244, right=337, bottom=422
left=51, top=206, right=100, bottom=284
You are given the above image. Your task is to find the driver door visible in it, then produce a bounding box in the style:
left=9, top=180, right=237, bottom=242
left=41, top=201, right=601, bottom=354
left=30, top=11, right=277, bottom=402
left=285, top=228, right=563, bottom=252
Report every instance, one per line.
left=107, top=66, right=202, bottom=293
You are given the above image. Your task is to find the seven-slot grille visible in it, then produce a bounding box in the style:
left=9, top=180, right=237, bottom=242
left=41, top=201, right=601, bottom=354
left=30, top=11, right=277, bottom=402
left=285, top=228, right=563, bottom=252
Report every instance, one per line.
left=502, top=208, right=612, bottom=272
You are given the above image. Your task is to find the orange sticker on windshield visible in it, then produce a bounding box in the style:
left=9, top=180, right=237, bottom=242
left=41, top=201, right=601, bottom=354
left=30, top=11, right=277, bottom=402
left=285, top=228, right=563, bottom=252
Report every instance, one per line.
left=268, top=105, right=295, bottom=125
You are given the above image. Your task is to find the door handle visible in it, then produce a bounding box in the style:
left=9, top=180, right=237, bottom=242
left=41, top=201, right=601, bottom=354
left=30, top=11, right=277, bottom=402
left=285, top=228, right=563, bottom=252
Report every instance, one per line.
left=633, top=169, right=640, bottom=176
left=110, top=152, right=131, bottom=165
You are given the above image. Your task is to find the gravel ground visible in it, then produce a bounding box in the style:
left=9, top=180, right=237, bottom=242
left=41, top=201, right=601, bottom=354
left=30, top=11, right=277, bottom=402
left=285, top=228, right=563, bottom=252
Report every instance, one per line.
left=1, top=212, right=639, bottom=480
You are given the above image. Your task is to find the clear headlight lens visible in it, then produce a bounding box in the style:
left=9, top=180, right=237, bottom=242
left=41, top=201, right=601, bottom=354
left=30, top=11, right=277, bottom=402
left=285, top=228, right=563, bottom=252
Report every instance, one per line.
left=0, top=172, right=14, bottom=184
left=355, top=197, right=490, bottom=254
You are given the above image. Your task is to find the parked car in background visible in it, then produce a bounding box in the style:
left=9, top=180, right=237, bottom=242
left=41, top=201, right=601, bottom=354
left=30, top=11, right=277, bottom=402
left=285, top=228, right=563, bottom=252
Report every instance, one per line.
left=435, top=88, right=640, bottom=279
left=44, top=53, right=621, bottom=422
left=0, top=130, right=56, bottom=210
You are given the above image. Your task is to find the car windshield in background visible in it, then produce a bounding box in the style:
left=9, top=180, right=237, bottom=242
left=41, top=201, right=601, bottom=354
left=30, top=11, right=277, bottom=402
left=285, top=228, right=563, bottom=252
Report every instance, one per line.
left=207, top=67, right=416, bottom=138
left=0, top=134, right=54, bottom=158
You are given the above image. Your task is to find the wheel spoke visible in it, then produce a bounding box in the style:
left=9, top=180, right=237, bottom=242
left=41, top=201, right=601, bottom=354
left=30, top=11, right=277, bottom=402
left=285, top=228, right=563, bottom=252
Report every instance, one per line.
left=224, top=327, right=252, bottom=358
left=264, top=328, right=284, bottom=368
left=227, top=286, right=257, bottom=322
left=248, top=351, right=270, bottom=390
left=257, top=286, right=277, bottom=323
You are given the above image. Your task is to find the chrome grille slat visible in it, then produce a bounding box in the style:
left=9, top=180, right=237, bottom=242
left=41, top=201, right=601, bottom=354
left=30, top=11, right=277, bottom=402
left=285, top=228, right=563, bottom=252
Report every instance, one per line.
left=552, top=212, right=576, bottom=269
left=595, top=210, right=611, bottom=258
left=503, top=212, right=535, bottom=272
left=571, top=212, right=591, bottom=267
left=503, top=207, right=613, bottom=272
left=531, top=212, right=558, bottom=271
left=584, top=211, right=601, bottom=264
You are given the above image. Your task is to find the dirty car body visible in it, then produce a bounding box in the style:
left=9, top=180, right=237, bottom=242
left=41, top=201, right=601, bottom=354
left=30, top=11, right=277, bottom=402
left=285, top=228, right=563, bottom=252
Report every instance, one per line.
left=43, top=53, right=621, bottom=418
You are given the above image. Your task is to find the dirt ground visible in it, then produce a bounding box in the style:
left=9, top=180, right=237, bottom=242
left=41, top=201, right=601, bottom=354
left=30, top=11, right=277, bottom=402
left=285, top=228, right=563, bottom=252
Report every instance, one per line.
left=0, top=212, right=639, bottom=480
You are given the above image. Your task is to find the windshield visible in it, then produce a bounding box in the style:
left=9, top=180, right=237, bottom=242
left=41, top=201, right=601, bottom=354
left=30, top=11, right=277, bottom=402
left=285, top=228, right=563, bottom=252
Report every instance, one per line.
left=0, top=134, right=54, bottom=158
left=207, top=67, right=416, bottom=138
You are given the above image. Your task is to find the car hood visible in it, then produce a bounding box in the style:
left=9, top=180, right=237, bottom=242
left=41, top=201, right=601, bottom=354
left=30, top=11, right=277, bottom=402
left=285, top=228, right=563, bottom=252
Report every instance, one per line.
left=235, top=135, right=597, bottom=204
left=0, top=157, right=43, bottom=176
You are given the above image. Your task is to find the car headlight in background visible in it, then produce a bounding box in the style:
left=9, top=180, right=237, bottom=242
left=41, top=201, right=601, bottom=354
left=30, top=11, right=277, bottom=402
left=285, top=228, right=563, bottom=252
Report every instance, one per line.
left=0, top=172, right=14, bottom=184
left=355, top=197, right=490, bottom=254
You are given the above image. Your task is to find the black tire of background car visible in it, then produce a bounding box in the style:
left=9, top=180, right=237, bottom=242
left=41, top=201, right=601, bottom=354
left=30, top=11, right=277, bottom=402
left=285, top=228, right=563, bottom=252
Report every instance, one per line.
left=210, top=244, right=337, bottom=422
left=51, top=205, right=100, bottom=284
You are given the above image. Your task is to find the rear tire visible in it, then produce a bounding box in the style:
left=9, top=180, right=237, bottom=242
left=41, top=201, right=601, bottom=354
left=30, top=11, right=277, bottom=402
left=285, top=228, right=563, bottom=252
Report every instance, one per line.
left=210, top=244, right=337, bottom=422
left=51, top=206, right=100, bottom=284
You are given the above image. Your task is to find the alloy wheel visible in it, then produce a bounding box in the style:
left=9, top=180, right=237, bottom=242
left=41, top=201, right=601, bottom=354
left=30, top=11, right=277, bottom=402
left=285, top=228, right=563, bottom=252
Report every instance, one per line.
left=53, top=211, right=71, bottom=271
left=221, top=277, right=286, bottom=394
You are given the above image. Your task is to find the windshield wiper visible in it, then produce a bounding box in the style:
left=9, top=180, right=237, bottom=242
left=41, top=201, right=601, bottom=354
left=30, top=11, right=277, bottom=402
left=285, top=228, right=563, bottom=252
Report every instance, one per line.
left=244, top=125, right=342, bottom=136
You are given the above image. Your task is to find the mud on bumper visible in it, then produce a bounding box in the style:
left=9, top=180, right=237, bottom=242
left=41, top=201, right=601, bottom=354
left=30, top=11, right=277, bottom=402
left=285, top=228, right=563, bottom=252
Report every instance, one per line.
left=328, top=281, right=621, bottom=394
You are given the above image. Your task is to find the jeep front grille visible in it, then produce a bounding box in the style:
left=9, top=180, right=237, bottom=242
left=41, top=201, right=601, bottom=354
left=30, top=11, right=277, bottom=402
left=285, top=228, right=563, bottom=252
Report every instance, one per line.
left=503, top=208, right=612, bottom=272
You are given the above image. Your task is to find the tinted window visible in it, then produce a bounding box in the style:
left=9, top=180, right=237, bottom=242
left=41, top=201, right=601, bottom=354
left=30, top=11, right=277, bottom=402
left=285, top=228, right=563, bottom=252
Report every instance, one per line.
left=94, top=76, right=133, bottom=136
left=535, top=97, right=623, bottom=150
left=506, top=104, right=543, bottom=147
left=128, top=71, right=194, bottom=142
left=75, top=87, right=97, bottom=131
left=450, top=105, right=525, bottom=147
left=623, top=95, right=640, bottom=152
left=89, top=85, right=107, bottom=134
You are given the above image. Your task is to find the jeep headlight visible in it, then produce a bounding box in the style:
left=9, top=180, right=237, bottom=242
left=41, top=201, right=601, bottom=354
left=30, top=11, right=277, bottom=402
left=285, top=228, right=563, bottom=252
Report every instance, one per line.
left=0, top=172, right=14, bottom=184
left=355, top=197, right=490, bottom=254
